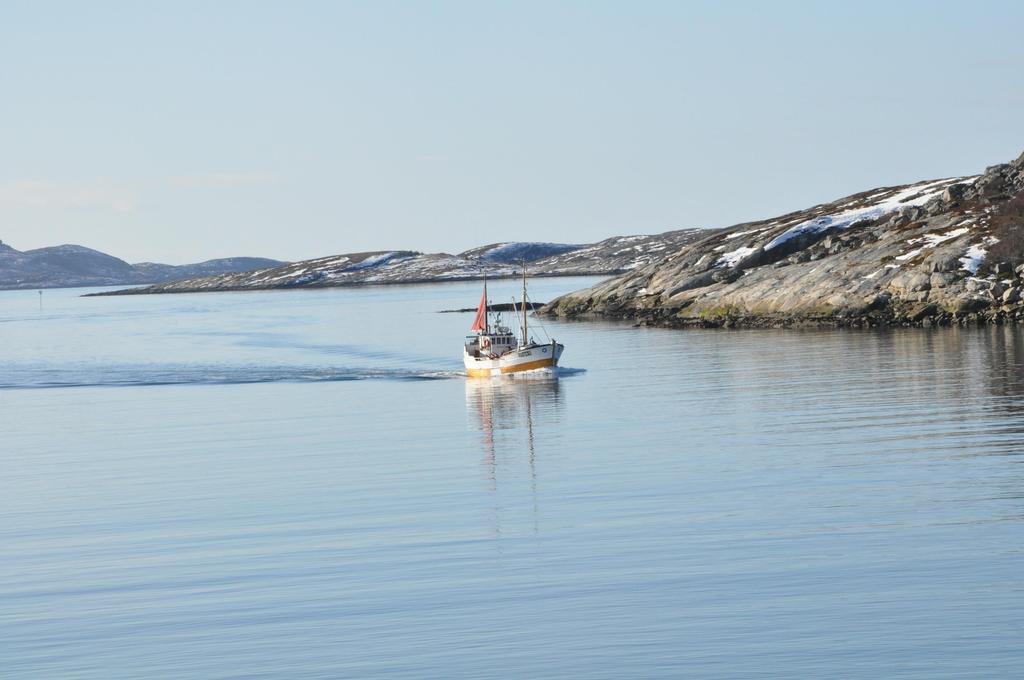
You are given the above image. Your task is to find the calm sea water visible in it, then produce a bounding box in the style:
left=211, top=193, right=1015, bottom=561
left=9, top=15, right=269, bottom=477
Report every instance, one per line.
left=1, top=278, right=1022, bottom=679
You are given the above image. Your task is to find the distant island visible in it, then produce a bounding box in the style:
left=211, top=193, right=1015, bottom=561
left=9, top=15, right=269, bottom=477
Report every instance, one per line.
left=0, top=241, right=283, bottom=290
left=542, top=150, right=1024, bottom=328
left=86, top=231, right=706, bottom=296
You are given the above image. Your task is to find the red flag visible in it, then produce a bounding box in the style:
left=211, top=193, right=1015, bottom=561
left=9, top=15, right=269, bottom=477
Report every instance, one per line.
left=470, top=292, right=487, bottom=331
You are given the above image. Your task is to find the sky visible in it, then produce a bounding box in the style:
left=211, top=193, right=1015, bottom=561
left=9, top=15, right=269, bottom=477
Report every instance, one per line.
left=1, top=0, right=1023, bottom=264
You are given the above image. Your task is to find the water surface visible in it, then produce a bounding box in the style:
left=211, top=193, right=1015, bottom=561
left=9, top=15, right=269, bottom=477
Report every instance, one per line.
left=1, top=280, right=1022, bottom=678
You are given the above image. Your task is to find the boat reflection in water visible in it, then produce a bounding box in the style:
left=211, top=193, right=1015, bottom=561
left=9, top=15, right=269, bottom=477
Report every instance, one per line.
left=464, top=374, right=564, bottom=536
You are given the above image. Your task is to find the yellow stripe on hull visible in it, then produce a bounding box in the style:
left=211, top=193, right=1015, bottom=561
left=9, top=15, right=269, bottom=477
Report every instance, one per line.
left=465, top=357, right=556, bottom=378
left=500, top=357, right=556, bottom=374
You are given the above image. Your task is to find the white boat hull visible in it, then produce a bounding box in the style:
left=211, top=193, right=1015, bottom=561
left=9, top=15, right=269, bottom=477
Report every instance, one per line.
left=464, top=342, right=563, bottom=377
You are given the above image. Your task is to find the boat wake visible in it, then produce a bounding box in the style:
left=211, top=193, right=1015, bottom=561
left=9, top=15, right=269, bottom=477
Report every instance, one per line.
left=477, top=366, right=587, bottom=380
left=0, top=363, right=586, bottom=391
left=0, top=364, right=466, bottom=391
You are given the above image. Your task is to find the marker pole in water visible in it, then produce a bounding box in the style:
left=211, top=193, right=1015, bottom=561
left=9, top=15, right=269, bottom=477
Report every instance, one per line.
left=38, top=290, right=42, bottom=310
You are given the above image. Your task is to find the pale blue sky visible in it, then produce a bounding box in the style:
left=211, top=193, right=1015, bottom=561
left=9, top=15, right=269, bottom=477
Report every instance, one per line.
left=1, top=1, right=1022, bottom=263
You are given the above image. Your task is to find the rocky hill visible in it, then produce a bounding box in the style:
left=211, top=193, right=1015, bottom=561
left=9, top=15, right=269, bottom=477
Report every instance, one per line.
left=460, top=242, right=581, bottom=263
left=0, top=242, right=282, bottom=290
left=90, top=230, right=706, bottom=295
left=542, top=151, right=1024, bottom=328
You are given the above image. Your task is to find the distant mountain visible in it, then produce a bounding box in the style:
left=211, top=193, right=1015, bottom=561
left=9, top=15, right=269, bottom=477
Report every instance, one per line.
left=0, top=241, right=284, bottom=290
left=90, top=230, right=708, bottom=295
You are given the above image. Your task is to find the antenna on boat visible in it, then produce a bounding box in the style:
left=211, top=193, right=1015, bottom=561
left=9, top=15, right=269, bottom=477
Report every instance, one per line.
left=510, top=297, right=523, bottom=338
left=520, top=258, right=528, bottom=345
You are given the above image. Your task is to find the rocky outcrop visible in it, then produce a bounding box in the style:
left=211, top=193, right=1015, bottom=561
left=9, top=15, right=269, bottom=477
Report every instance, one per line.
left=543, top=151, right=1024, bottom=328
left=90, top=230, right=707, bottom=295
left=0, top=242, right=283, bottom=290
left=459, top=242, right=581, bottom=263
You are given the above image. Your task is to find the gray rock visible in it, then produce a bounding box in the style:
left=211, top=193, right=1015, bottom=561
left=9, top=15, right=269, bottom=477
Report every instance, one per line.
left=979, top=177, right=1008, bottom=198
left=942, top=184, right=967, bottom=203
left=732, top=247, right=766, bottom=270
left=1003, top=287, right=1021, bottom=304
left=927, top=253, right=962, bottom=272
left=889, top=272, right=931, bottom=294
left=954, top=295, right=991, bottom=313
left=966, top=278, right=990, bottom=293
left=888, top=213, right=911, bottom=228
left=908, top=303, right=938, bottom=321
left=924, top=198, right=946, bottom=215
left=865, top=292, right=891, bottom=309
left=666, top=271, right=718, bottom=297
left=710, top=269, right=742, bottom=284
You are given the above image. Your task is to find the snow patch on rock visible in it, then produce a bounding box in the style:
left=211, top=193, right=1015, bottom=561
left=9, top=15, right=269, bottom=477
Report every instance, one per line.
left=764, top=176, right=976, bottom=252
left=715, top=246, right=756, bottom=268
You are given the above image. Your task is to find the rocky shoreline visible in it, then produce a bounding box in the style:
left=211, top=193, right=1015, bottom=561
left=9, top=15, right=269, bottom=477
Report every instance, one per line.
left=542, top=150, right=1024, bottom=330
left=609, top=291, right=1024, bottom=330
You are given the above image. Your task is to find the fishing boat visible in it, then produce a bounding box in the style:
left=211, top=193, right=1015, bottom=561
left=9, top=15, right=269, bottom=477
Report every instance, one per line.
left=463, top=266, right=564, bottom=377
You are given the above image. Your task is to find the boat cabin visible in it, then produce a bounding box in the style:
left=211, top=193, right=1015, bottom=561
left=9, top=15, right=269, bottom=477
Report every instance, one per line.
left=465, top=326, right=517, bottom=357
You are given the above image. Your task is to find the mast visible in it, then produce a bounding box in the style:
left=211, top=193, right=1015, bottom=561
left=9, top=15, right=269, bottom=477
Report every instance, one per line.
left=520, top=259, right=528, bottom=345
left=483, top=268, right=489, bottom=333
